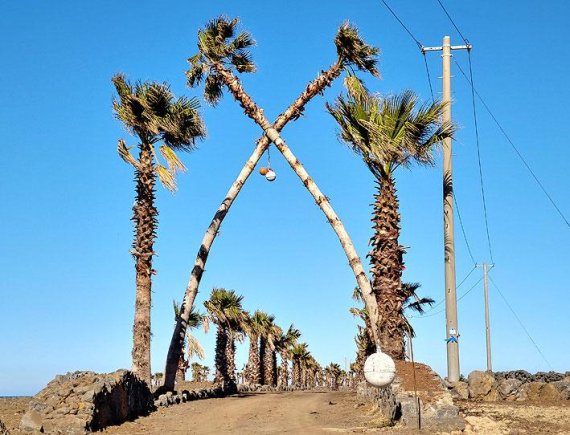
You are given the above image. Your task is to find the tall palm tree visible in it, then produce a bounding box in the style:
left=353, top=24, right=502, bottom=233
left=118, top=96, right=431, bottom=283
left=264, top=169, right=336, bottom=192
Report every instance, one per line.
left=275, top=325, right=301, bottom=388
left=164, top=17, right=382, bottom=389
left=112, top=74, right=205, bottom=385
left=244, top=310, right=271, bottom=384
left=328, top=81, right=454, bottom=359
left=204, top=288, right=248, bottom=393
left=260, top=320, right=280, bottom=386
left=290, top=342, right=310, bottom=389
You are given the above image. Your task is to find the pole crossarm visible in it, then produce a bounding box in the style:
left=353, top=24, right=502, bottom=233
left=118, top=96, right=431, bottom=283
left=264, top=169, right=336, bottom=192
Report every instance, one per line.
left=421, top=44, right=472, bottom=53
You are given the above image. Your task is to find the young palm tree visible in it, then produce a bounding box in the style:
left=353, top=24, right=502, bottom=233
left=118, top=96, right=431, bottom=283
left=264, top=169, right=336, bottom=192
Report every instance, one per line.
left=204, top=288, right=248, bottom=392
left=113, top=74, right=205, bottom=385
left=190, top=362, right=210, bottom=382
left=328, top=82, right=453, bottom=359
left=325, top=363, right=342, bottom=390
left=173, top=302, right=208, bottom=383
left=275, top=325, right=301, bottom=388
left=164, top=17, right=382, bottom=389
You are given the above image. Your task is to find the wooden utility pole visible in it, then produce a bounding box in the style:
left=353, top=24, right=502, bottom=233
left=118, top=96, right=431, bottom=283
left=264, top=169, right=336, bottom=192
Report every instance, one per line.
left=422, top=36, right=471, bottom=383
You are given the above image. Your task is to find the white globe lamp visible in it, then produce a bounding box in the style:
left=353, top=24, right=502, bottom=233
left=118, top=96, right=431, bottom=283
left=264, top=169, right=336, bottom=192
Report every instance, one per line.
left=364, top=352, right=396, bottom=387
left=265, top=169, right=277, bottom=182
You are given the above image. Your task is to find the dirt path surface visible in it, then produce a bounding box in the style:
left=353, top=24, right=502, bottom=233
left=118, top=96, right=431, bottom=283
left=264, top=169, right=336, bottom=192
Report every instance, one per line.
left=4, top=392, right=570, bottom=434
left=103, top=391, right=388, bottom=434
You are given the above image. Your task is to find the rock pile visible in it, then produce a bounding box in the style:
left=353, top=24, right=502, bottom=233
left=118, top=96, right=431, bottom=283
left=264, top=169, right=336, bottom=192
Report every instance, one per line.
left=20, top=370, right=153, bottom=434
left=448, top=370, right=570, bottom=403
left=357, top=362, right=465, bottom=432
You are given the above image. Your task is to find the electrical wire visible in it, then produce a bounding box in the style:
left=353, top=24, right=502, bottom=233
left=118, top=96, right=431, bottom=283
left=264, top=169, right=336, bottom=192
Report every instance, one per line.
left=466, top=51, right=495, bottom=263
left=435, top=0, right=470, bottom=44
left=489, top=276, right=553, bottom=369
left=379, top=0, right=424, bottom=50
left=422, top=53, right=435, bottom=102
left=410, top=271, right=481, bottom=319
left=454, top=59, right=570, bottom=229
left=453, top=191, right=477, bottom=266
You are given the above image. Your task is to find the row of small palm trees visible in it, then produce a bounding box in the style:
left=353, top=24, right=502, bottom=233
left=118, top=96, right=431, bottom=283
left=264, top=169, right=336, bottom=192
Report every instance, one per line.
left=202, top=287, right=316, bottom=392
left=113, top=15, right=453, bottom=388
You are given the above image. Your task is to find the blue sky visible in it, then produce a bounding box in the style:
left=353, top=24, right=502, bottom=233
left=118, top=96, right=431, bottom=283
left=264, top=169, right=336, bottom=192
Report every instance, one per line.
left=1, top=1, right=569, bottom=396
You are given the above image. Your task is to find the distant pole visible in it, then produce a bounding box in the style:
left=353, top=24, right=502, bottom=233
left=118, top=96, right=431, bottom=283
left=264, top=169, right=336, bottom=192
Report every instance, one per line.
left=483, top=263, right=493, bottom=372
left=422, top=36, right=472, bottom=383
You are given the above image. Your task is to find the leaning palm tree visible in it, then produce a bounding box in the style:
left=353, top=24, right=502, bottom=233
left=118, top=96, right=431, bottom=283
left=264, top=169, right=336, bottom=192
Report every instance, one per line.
left=328, top=82, right=454, bottom=359
left=113, top=74, right=205, bottom=385
left=204, top=288, right=248, bottom=392
left=275, top=325, right=301, bottom=388
left=163, top=17, right=383, bottom=390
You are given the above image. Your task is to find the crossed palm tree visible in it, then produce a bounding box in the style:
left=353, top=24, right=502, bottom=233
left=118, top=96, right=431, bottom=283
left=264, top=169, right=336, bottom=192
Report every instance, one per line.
left=164, top=16, right=382, bottom=390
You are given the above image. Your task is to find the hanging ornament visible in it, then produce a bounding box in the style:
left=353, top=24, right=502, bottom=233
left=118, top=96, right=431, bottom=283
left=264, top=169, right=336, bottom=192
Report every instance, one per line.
left=265, top=169, right=277, bottom=182
left=260, top=145, right=276, bottom=182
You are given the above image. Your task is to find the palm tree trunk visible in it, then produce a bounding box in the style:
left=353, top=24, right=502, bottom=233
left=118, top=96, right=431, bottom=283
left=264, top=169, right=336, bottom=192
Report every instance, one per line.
left=213, top=64, right=382, bottom=348
left=278, top=352, right=288, bottom=388
left=225, top=333, right=237, bottom=392
left=213, top=326, right=227, bottom=387
left=131, top=143, right=156, bottom=386
left=245, top=334, right=261, bottom=384
left=163, top=63, right=344, bottom=390
left=369, top=177, right=406, bottom=359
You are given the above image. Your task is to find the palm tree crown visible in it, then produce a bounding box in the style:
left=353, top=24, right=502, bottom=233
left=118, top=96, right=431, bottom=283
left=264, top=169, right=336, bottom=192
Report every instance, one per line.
left=327, top=82, right=453, bottom=179
left=113, top=74, right=206, bottom=191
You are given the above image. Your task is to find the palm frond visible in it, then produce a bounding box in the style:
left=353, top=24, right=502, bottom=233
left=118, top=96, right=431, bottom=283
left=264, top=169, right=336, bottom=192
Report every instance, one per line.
left=335, top=22, right=380, bottom=76
left=204, top=74, right=224, bottom=106
left=156, top=164, right=177, bottom=192
left=117, top=139, right=140, bottom=168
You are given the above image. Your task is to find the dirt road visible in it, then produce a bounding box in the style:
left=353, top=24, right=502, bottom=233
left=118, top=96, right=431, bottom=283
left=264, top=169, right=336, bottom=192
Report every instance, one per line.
left=102, top=391, right=387, bottom=434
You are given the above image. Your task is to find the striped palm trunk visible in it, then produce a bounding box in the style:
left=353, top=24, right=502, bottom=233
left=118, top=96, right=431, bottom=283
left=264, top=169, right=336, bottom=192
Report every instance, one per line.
left=163, top=62, right=347, bottom=390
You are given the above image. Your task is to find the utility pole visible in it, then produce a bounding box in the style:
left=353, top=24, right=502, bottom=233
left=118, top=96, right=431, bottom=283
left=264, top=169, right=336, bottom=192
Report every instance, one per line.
left=422, top=36, right=472, bottom=383
left=477, top=263, right=494, bottom=371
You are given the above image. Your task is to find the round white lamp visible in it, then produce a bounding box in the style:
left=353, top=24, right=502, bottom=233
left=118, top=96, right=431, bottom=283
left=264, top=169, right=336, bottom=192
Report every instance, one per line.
left=363, top=352, right=396, bottom=387
left=265, top=169, right=277, bottom=182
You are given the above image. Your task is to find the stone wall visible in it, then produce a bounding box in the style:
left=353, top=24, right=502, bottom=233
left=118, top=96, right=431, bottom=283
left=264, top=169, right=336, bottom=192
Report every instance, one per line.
left=20, top=370, right=153, bottom=434
left=356, top=363, right=465, bottom=432
left=449, top=370, right=570, bottom=403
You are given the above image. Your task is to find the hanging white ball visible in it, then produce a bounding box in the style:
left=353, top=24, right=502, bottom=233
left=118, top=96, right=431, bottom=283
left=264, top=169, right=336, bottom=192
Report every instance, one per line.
left=364, top=352, right=396, bottom=387
left=265, top=169, right=276, bottom=182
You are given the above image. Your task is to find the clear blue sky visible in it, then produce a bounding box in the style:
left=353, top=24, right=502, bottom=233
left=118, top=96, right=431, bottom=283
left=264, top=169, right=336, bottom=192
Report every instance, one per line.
left=1, top=1, right=569, bottom=396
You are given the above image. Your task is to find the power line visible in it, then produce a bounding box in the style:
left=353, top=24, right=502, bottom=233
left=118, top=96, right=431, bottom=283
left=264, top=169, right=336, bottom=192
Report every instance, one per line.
left=453, top=192, right=477, bottom=265
left=454, top=59, right=570, bottom=229
left=488, top=276, right=553, bottom=370
left=422, top=53, right=435, bottom=102
left=410, top=271, right=481, bottom=319
left=466, top=52, right=495, bottom=263
left=435, top=0, right=470, bottom=45
left=378, top=0, right=424, bottom=50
